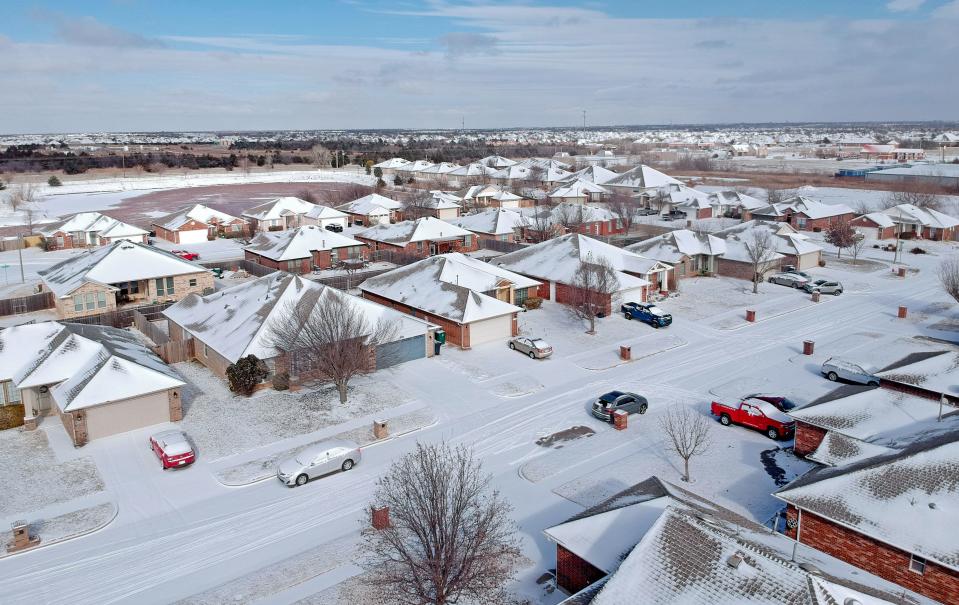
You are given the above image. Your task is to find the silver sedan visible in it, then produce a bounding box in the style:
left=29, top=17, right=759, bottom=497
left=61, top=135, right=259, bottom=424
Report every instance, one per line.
left=277, top=440, right=362, bottom=487
left=509, top=336, right=553, bottom=359
left=821, top=358, right=879, bottom=386
left=767, top=273, right=809, bottom=288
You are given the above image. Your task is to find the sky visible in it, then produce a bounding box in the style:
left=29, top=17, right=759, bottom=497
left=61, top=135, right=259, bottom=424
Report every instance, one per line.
left=2, top=0, right=958, bottom=134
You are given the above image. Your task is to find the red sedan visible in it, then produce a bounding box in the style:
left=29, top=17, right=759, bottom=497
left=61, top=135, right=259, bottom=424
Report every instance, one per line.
left=171, top=250, right=200, bottom=261
left=150, top=430, right=196, bottom=469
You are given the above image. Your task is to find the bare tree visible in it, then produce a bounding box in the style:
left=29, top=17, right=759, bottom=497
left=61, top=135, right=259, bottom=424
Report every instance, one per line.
left=744, top=228, right=778, bottom=294
left=403, top=190, right=437, bottom=221
left=321, top=183, right=374, bottom=206
left=238, top=156, right=252, bottom=176
left=764, top=187, right=795, bottom=205
left=849, top=232, right=867, bottom=265
left=568, top=255, right=619, bottom=334
left=7, top=183, right=37, bottom=211
left=523, top=197, right=556, bottom=242
left=360, top=443, right=521, bottom=605
left=880, top=187, right=942, bottom=211
left=824, top=219, right=856, bottom=259
left=297, top=188, right=320, bottom=204
left=938, top=257, right=959, bottom=304
left=266, top=291, right=398, bottom=404
left=553, top=203, right=593, bottom=234
left=606, top=193, right=637, bottom=234
left=310, top=144, right=332, bottom=169
left=659, top=407, right=712, bottom=482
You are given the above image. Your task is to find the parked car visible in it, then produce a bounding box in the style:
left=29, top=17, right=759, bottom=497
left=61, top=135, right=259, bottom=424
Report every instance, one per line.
left=621, top=302, right=672, bottom=328
left=509, top=336, right=553, bottom=359
left=767, top=272, right=809, bottom=288
left=710, top=398, right=795, bottom=440
left=783, top=266, right=812, bottom=280
left=324, top=224, right=344, bottom=233
left=277, top=440, right=362, bottom=487
left=171, top=249, right=200, bottom=261
left=821, top=358, right=879, bottom=386
left=743, top=394, right=799, bottom=413
left=149, top=430, right=196, bottom=469
left=661, top=210, right=687, bottom=221
left=803, top=279, right=843, bottom=295
left=636, top=208, right=658, bottom=216
left=591, top=390, right=648, bottom=422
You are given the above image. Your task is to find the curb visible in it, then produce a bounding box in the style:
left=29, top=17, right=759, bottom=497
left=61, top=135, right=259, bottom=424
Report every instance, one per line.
left=0, top=501, right=118, bottom=560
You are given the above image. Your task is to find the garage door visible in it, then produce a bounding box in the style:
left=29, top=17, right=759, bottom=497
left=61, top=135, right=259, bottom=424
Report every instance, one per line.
left=795, top=252, right=820, bottom=271
left=613, top=286, right=646, bottom=306
left=468, top=314, right=512, bottom=346
left=84, top=391, right=171, bottom=441
left=376, top=335, right=426, bottom=370
left=178, top=228, right=209, bottom=245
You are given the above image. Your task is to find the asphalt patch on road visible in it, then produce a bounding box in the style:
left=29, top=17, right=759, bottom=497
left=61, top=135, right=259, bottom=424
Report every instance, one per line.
left=536, top=425, right=595, bottom=449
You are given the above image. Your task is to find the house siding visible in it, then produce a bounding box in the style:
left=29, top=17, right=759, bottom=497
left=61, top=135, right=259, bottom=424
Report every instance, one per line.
left=361, top=290, right=470, bottom=348
left=785, top=506, right=959, bottom=604
left=715, top=257, right=782, bottom=282
left=789, top=212, right=856, bottom=232
left=354, top=235, right=479, bottom=258
left=793, top=421, right=828, bottom=457
left=555, top=544, right=607, bottom=595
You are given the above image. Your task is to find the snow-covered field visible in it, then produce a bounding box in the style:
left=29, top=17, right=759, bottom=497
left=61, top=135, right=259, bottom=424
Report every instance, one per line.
left=1, top=209, right=958, bottom=603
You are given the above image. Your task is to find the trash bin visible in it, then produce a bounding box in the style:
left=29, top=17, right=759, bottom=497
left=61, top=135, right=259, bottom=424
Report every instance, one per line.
left=434, top=341, right=442, bottom=355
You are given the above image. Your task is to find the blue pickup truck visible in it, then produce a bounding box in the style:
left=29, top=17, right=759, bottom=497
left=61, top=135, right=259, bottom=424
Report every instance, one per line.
left=621, top=302, right=672, bottom=328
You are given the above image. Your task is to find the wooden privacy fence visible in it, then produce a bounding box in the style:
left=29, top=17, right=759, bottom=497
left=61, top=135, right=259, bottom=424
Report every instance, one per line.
left=132, top=310, right=170, bottom=345
left=200, top=259, right=277, bottom=278
left=0, top=291, right=55, bottom=317
left=67, top=301, right=177, bottom=329
left=477, top=238, right=527, bottom=254
left=154, top=339, right=194, bottom=364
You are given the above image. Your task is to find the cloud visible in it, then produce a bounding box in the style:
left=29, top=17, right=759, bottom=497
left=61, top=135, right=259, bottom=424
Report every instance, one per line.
left=694, top=39, right=730, bottom=49
left=34, top=11, right=165, bottom=48
left=933, top=0, right=959, bottom=17
left=438, top=32, right=499, bottom=57
left=886, top=0, right=925, bottom=11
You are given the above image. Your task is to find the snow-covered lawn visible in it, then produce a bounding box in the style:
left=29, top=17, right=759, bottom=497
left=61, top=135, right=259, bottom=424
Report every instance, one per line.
left=517, top=301, right=664, bottom=353
left=0, top=502, right=116, bottom=560
left=0, top=429, right=105, bottom=519
left=657, top=276, right=802, bottom=321
left=176, top=361, right=417, bottom=461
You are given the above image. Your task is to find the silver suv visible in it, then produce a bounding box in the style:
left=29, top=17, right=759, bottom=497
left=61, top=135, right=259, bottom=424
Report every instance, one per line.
left=803, top=279, right=843, bottom=295
left=821, top=358, right=878, bottom=386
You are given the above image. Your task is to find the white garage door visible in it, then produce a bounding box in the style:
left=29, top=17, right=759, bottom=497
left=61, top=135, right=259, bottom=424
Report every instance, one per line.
left=469, top=314, right=512, bottom=346
left=178, top=228, right=209, bottom=245
left=795, top=252, right=820, bottom=271
left=613, top=286, right=646, bottom=306
left=84, top=391, right=171, bottom=441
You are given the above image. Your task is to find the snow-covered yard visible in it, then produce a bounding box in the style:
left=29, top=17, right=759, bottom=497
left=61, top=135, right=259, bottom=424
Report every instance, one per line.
left=176, top=361, right=418, bottom=461
left=0, top=428, right=105, bottom=520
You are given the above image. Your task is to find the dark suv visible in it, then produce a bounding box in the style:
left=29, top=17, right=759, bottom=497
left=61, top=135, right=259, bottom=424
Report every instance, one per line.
left=591, top=390, right=649, bottom=422
left=661, top=210, right=687, bottom=221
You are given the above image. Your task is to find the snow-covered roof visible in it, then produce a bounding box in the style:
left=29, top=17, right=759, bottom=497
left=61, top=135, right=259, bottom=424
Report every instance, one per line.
left=707, top=190, right=766, bottom=211
left=0, top=322, right=65, bottom=381
left=336, top=193, right=404, bottom=216
left=418, top=162, right=460, bottom=175
left=447, top=162, right=498, bottom=177
left=517, top=157, right=572, bottom=171
left=478, top=154, right=517, bottom=169
left=456, top=184, right=522, bottom=203
left=359, top=253, right=535, bottom=323
left=241, top=197, right=316, bottom=221
left=518, top=203, right=616, bottom=231
left=395, top=159, right=435, bottom=173
left=560, top=165, right=619, bottom=185
left=39, top=212, right=148, bottom=239
left=4, top=322, right=183, bottom=412
left=776, top=434, right=959, bottom=572
left=372, top=157, right=411, bottom=169
left=547, top=178, right=609, bottom=198
left=495, top=233, right=654, bottom=291
left=39, top=240, right=209, bottom=297
left=805, top=431, right=897, bottom=467
left=604, top=165, right=681, bottom=189
left=305, top=205, right=349, bottom=221
left=714, top=221, right=819, bottom=263
left=356, top=217, right=472, bottom=246
left=652, top=183, right=713, bottom=210
left=244, top=225, right=365, bottom=261
left=876, top=350, right=959, bottom=397
left=753, top=196, right=855, bottom=220
left=855, top=212, right=896, bottom=228
left=424, top=191, right=462, bottom=210
left=880, top=204, right=959, bottom=229
left=447, top=208, right=528, bottom=236
left=164, top=272, right=427, bottom=363
left=153, top=204, right=243, bottom=231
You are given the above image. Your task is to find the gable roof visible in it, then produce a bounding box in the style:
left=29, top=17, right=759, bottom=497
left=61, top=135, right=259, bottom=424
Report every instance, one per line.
left=560, top=165, right=619, bottom=185
left=241, top=197, right=316, bottom=221
left=244, top=225, right=365, bottom=261
left=653, top=183, right=714, bottom=210
left=752, top=196, right=855, bottom=220
left=448, top=208, right=528, bottom=236
left=39, top=212, right=148, bottom=239
left=305, top=205, right=349, bottom=221
left=359, top=253, right=535, bottom=323
left=153, top=203, right=243, bottom=231
left=336, top=193, right=404, bottom=216
left=714, top=220, right=820, bottom=263
left=372, top=157, right=411, bottom=169
left=776, top=433, right=959, bottom=572
left=707, top=190, right=767, bottom=211
left=881, top=204, right=959, bottom=229
left=477, top=155, right=517, bottom=169
left=875, top=350, right=959, bottom=397
left=495, top=233, right=654, bottom=291
left=854, top=212, right=896, bottom=228
left=39, top=240, right=208, bottom=297
left=356, top=217, right=472, bottom=246
left=4, top=322, right=183, bottom=412
left=164, top=272, right=427, bottom=363
left=603, top=165, right=681, bottom=189
left=447, top=162, right=498, bottom=177
left=548, top=179, right=609, bottom=198
left=625, top=229, right=726, bottom=264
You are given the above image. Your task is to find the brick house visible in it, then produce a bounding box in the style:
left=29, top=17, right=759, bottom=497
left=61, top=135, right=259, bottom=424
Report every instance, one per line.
left=879, top=203, right=959, bottom=241
left=715, top=220, right=823, bottom=272
left=164, top=272, right=433, bottom=388
left=625, top=229, right=727, bottom=279
left=38, top=240, right=214, bottom=319
left=244, top=225, right=368, bottom=274
left=776, top=434, right=959, bottom=605
left=543, top=476, right=917, bottom=603
left=495, top=233, right=673, bottom=316
left=371, top=157, right=412, bottom=178
left=455, top=184, right=526, bottom=209
left=706, top=189, right=767, bottom=220
left=301, top=205, right=350, bottom=231
left=355, top=216, right=478, bottom=258
left=336, top=193, right=404, bottom=227
left=359, top=253, right=537, bottom=348
left=38, top=212, right=148, bottom=250
left=645, top=183, right=715, bottom=219
left=850, top=212, right=898, bottom=240
left=557, top=165, right=619, bottom=186
left=242, top=196, right=317, bottom=233
left=602, top=164, right=682, bottom=197
left=546, top=178, right=609, bottom=205
left=0, top=322, right=184, bottom=445
left=447, top=208, right=528, bottom=243
left=152, top=203, right=249, bottom=244
left=751, top=196, right=856, bottom=232
left=520, top=203, right=627, bottom=242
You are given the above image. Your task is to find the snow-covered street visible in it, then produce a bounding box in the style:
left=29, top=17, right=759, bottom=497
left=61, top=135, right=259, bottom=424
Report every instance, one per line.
left=1, top=231, right=955, bottom=604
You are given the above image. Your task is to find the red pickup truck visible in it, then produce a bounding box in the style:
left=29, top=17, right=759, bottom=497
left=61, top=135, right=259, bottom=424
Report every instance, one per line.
left=710, top=397, right=795, bottom=440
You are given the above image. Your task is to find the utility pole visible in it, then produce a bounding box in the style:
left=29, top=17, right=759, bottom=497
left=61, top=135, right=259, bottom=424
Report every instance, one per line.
left=17, top=233, right=24, bottom=283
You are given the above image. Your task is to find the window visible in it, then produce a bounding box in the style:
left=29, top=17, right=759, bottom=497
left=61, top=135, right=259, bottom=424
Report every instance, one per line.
left=909, top=555, right=926, bottom=575
left=464, top=235, right=473, bottom=247
left=189, top=278, right=197, bottom=287
left=73, top=295, right=84, bottom=312
left=97, top=291, right=106, bottom=308
left=514, top=287, right=529, bottom=307
left=203, top=344, right=209, bottom=358
left=287, top=260, right=299, bottom=272
left=156, top=278, right=165, bottom=297
left=8, top=382, right=21, bottom=403
left=85, top=293, right=96, bottom=310
left=232, top=224, right=241, bottom=232
left=797, top=217, right=807, bottom=229
left=166, top=277, right=175, bottom=295
left=56, top=236, right=64, bottom=247
left=417, top=241, right=424, bottom=252
left=331, top=248, right=340, bottom=261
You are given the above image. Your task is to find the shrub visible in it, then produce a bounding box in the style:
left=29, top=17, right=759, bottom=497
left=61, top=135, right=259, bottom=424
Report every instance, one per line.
left=226, top=354, right=269, bottom=396
left=911, top=247, right=927, bottom=255
left=0, top=404, right=25, bottom=430
left=47, top=175, right=62, bottom=187
left=523, top=296, right=543, bottom=310
left=272, top=372, right=290, bottom=391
